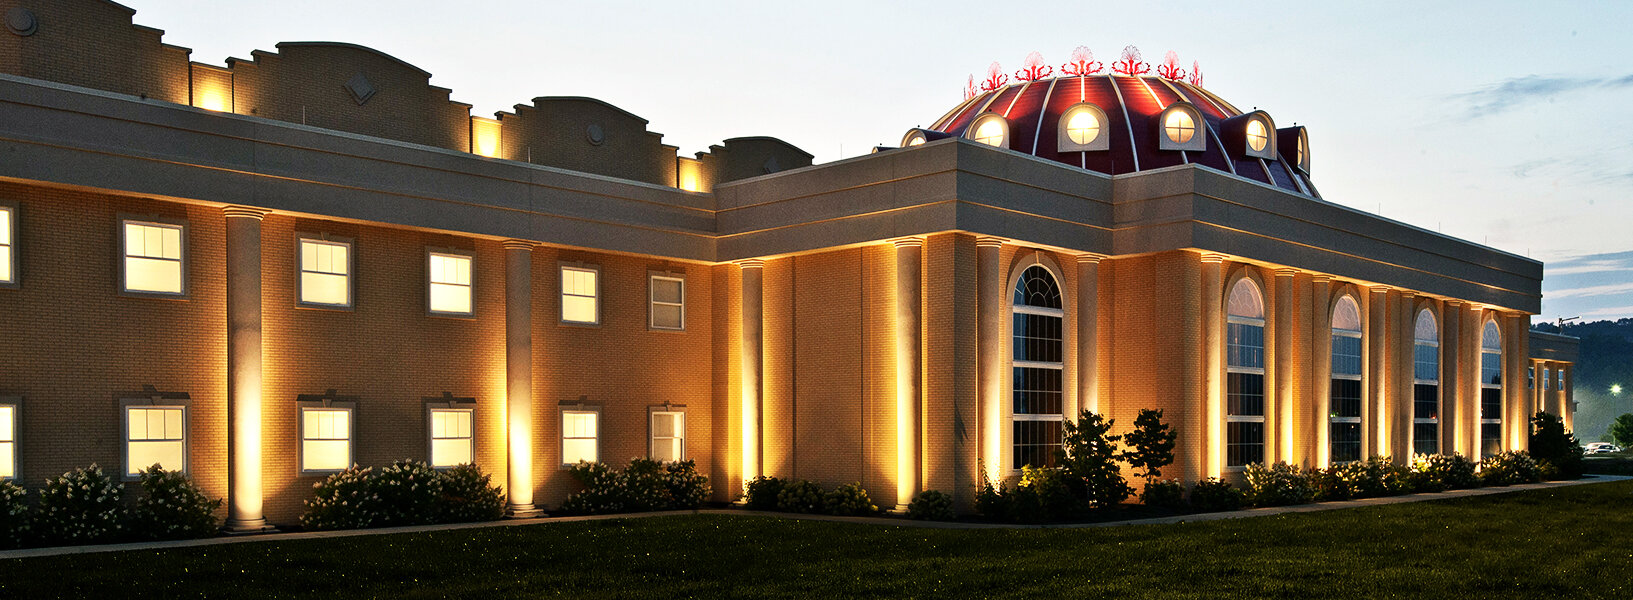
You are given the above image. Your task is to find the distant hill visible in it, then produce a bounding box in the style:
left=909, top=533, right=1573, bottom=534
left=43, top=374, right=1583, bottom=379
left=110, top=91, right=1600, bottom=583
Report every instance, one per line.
left=1536, top=319, right=1633, bottom=442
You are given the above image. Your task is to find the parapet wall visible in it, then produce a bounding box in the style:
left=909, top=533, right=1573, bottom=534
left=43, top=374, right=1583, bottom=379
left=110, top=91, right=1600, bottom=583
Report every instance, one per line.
left=0, top=0, right=811, bottom=191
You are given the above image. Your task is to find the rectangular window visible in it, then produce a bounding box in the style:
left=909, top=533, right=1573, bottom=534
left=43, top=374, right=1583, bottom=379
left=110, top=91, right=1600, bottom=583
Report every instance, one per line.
left=1413, top=422, right=1440, bottom=456
left=428, top=251, right=473, bottom=315
left=299, top=238, right=351, bottom=307
left=1481, top=353, right=1502, bottom=386
left=562, top=409, right=598, bottom=465
left=301, top=408, right=352, bottom=473
left=1013, top=420, right=1063, bottom=469
left=649, top=274, right=684, bottom=330
left=1413, top=343, right=1439, bottom=382
left=126, top=406, right=185, bottom=476
left=122, top=221, right=184, bottom=294
left=0, top=403, right=14, bottom=479
left=1226, top=322, right=1266, bottom=369
left=1331, top=334, right=1362, bottom=377
left=1227, top=422, right=1265, bottom=468
left=1226, top=318, right=1266, bottom=469
left=428, top=408, right=474, bottom=467
left=650, top=410, right=684, bottom=462
left=1527, top=366, right=1534, bottom=390
left=0, top=205, right=13, bottom=286
left=1481, top=423, right=1502, bottom=458
left=560, top=266, right=599, bottom=324
left=1413, top=383, right=1439, bottom=455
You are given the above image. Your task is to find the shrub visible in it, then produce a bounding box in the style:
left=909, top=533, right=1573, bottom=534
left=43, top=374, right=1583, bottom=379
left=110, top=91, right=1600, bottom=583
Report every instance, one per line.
left=1529, top=412, right=1584, bottom=480
left=1610, top=413, right=1633, bottom=447
left=1308, top=466, right=1351, bottom=502
left=558, top=459, right=672, bottom=515
left=1189, top=478, right=1245, bottom=512
left=438, top=463, right=506, bottom=523
left=1481, top=451, right=1541, bottom=486
left=974, top=477, right=1008, bottom=520
left=0, top=479, right=28, bottom=549
left=302, top=465, right=380, bottom=530
left=372, top=460, right=444, bottom=527
left=1414, top=454, right=1480, bottom=490
left=823, top=482, right=878, bottom=516
left=663, top=460, right=711, bottom=509
left=1122, top=409, right=1177, bottom=489
left=907, top=490, right=956, bottom=521
left=743, top=476, right=784, bottom=511
left=1243, top=462, right=1314, bottom=507
left=130, top=466, right=221, bottom=540
left=1324, top=460, right=1377, bottom=499
left=1140, top=479, right=1185, bottom=509
left=1016, top=465, right=1082, bottom=522
left=36, top=464, right=126, bottom=544
left=776, top=479, right=825, bottom=513
left=1057, top=411, right=1132, bottom=508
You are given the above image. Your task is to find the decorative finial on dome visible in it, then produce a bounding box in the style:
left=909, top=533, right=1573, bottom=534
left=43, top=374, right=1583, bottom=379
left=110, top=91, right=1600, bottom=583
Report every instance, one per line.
left=1157, top=51, right=1187, bottom=80
left=1061, top=46, right=1103, bottom=76
left=964, top=74, right=977, bottom=100
left=1188, top=61, right=1204, bottom=87
left=1014, top=51, right=1052, bottom=82
left=980, top=62, right=1009, bottom=92
left=1111, top=45, right=1150, bottom=76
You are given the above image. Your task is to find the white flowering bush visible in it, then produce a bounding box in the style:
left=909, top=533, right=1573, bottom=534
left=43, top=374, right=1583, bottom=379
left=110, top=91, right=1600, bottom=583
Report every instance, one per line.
left=558, top=458, right=674, bottom=515
left=36, top=464, right=125, bottom=544
left=1480, top=450, right=1542, bottom=486
left=0, top=479, right=29, bottom=549
left=663, top=460, right=711, bottom=510
left=822, top=482, right=877, bottom=516
left=130, top=465, right=222, bottom=540
left=438, top=463, right=506, bottom=523
left=907, top=489, right=956, bottom=521
left=372, top=460, right=443, bottom=527
left=1243, top=461, right=1314, bottom=507
left=776, top=479, right=825, bottom=513
left=301, top=465, right=381, bottom=530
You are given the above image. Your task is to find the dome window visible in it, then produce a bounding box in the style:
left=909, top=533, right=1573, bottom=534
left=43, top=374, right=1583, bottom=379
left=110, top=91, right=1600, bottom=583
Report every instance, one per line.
left=1277, top=126, right=1311, bottom=174
left=1157, top=103, right=1206, bottom=151
left=1057, top=103, right=1110, bottom=152
left=902, top=130, right=928, bottom=147
left=1221, top=111, right=1277, bottom=159
left=1246, top=119, right=1269, bottom=152
left=966, top=113, right=1009, bottom=149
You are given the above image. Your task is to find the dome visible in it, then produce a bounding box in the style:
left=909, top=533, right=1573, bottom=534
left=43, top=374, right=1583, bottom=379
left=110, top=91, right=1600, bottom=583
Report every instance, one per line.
left=907, top=75, right=1318, bottom=197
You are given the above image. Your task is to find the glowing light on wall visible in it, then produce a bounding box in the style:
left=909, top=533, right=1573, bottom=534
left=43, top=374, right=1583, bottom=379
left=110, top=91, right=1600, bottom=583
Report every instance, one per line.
left=189, top=64, right=234, bottom=112
left=678, top=158, right=706, bottom=192
left=470, top=117, right=502, bottom=158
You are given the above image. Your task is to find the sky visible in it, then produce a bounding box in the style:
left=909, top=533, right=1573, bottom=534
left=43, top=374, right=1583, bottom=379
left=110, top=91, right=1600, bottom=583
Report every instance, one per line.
left=122, top=1, right=1633, bottom=320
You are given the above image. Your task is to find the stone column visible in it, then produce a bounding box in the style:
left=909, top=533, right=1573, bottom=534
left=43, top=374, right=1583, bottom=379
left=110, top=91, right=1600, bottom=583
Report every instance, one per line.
left=739, top=260, right=766, bottom=484
left=976, top=238, right=1004, bottom=482
left=1397, top=291, right=1417, bottom=459
left=1562, top=363, right=1574, bottom=431
left=1441, top=301, right=1461, bottom=456
left=1311, top=276, right=1332, bottom=467
left=1201, top=255, right=1225, bottom=477
left=893, top=239, right=923, bottom=509
left=1507, top=314, right=1529, bottom=450
left=1076, top=255, right=1102, bottom=418
left=503, top=240, right=541, bottom=517
left=224, top=206, right=270, bottom=533
left=1367, top=287, right=1389, bottom=459
left=1273, top=269, right=1296, bottom=464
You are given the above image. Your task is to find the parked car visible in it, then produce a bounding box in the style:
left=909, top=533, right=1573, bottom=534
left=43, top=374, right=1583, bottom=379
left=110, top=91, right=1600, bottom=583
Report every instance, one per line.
left=1584, top=442, right=1621, bottom=455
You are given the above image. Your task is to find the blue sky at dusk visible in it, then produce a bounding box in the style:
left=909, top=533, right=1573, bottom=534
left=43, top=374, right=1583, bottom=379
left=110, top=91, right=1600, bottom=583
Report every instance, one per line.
left=126, top=0, right=1633, bottom=319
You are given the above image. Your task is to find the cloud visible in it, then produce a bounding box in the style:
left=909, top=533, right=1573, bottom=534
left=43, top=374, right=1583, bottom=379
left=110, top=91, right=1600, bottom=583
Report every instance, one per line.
left=1546, top=254, right=1633, bottom=276
left=1580, top=305, right=1633, bottom=318
left=1544, top=281, right=1633, bottom=299
left=1453, top=74, right=1633, bottom=117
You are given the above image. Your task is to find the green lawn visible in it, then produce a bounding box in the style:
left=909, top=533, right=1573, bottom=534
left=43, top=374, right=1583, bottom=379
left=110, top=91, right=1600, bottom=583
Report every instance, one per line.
left=4, top=480, right=1632, bottom=599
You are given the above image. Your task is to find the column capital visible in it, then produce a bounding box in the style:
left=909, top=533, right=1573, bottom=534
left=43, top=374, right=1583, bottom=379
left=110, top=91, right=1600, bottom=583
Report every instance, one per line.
left=1310, top=274, right=1332, bottom=284
left=1369, top=285, right=1391, bottom=294
left=1076, top=253, right=1106, bottom=264
left=1445, top=299, right=1464, bottom=307
left=736, top=258, right=766, bottom=270
left=892, top=237, right=925, bottom=249
left=975, top=237, right=1004, bottom=249
left=501, top=239, right=537, bottom=252
left=222, top=206, right=270, bottom=220
left=1400, top=290, right=1418, bottom=299
left=1199, top=253, right=1227, bottom=264
left=1274, top=268, right=1299, bottom=278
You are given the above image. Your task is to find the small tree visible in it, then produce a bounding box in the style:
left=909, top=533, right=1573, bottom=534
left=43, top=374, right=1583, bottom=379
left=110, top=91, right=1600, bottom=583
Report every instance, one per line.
left=1056, top=411, right=1132, bottom=508
left=1609, top=413, right=1633, bottom=447
left=1121, top=408, right=1177, bottom=493
left=1529, top=412, right=1584, bottom=479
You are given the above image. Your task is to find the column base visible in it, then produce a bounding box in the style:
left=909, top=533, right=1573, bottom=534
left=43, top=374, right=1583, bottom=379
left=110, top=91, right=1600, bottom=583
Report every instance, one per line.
left=222, top=518, right=278, bottom=535
left=506, top=504, right=544, bottom=519
left=887, top=504, right=911, bottom=515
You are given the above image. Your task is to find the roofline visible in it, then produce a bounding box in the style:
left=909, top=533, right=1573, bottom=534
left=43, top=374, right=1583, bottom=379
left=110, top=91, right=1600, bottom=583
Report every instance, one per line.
left=273, top=42, right=433, bottom=78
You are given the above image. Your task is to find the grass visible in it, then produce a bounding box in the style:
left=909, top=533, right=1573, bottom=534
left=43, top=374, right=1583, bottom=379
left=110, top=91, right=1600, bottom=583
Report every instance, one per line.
left=3, top=480, right=1632, bottom=599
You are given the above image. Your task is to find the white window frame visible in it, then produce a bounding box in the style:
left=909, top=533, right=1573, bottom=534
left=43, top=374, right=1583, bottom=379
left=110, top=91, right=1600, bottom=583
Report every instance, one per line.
left=297, top=398, right=356, bottom=475
left=649, top=407, right=685, bottom=463
left=427, top=249, right=475, bottom=317
left=426, top=400, right=476, bottom=468
left=1330, top=324, right=1363, bottom=463
left=965, top=113, right=1009, bottom=149
left=297, top=235, right=353, bottom=309
left=1224, top=275, right=1266, bottom=470
left=648, top=272, right=685, bottom=331
left=120, top=218, right=187, bottom=296
left=1481, top=321, right=1503, bottom=455
left=0, top=399, right=17, bottom=480
left=560, top=406, right=601, bottom=467
left=1057, top=103, right=1111, bottom=152
left=559, top=264, right=601, bottom=326
left=1008, top=259, right=1066, bottom=474
left=0, top=202, right=16, bottom=289
left=1158, top=103, right=1207, bottom=151
left=122, top=400, right=188, bottom=479
left=1412, top=309, right=1440, bottom=456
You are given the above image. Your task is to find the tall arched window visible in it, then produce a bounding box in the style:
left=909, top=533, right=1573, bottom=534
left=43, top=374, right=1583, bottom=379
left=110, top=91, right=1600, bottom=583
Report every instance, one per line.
left=1226, top=277, right=1266, bottom=468
left=1413, top=309, right=1440, bottom=456
left=1011, top=264, right=1063, bottom=469
left=1330, top=295, right=1363, bottom=463
left=1481, top=319, right=1503, bottom=457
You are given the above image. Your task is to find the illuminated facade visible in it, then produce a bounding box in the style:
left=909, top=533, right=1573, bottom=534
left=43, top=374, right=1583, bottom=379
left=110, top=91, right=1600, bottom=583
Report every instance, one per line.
left=0, top=1, right=1577, bottom=525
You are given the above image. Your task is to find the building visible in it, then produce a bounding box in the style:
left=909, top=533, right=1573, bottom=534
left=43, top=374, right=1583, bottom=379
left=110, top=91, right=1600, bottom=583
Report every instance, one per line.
left=0, top=1, right=1578, bottom=529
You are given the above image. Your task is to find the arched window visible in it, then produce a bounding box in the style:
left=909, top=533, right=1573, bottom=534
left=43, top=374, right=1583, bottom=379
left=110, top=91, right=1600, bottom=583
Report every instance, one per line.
left=1413, top=308, right=1440, bottom=456
left=1058, top=103, right=1110, bottom=152
left=1330, top=295, right=1363, bottom=464
left=1226, top=277, right=1266, bottom=468
left=1158, top=104, right=1206, bottom=151
left=1011, top=264, right=1064, bottom=469
left=1481, top=319, right=1503, bottom=457
left=968, top=114, right=1009, bottom=149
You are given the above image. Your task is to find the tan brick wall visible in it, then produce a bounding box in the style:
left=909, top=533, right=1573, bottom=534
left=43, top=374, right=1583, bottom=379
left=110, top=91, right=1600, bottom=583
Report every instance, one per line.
left=497, top=99, right=678, bottom=187
left=923, top=233, right=977, bottom=508
left=0, top=0, right=189, bottom=104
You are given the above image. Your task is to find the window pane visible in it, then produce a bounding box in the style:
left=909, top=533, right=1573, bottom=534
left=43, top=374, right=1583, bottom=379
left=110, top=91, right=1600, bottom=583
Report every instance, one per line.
left=1414, top=384, right=1439, bottom=420
left=1227, top=372, right=1265, bottom=416
left=653, top=438, right=680, bottom=462
left=1482, top=387, right=1503, bottom=421
left=1012, top=420, right=1062, bottom=469
left=0, top=442, right=11, bottom=479
left=1414, top=343, right=1439, bottom=381
left=563, top=295, right=597, bottom=323
left=128, top=409, right=147, bottom=440
left=1012, top=367, right=1063, bottom=415
left=1413, top=423, right=1439, bottom=456
left=431, top=438, right=473, bottom=467
left=0, top=246, right=9, bottom=283
left=1331, top=335, right=1362, bottom=376
left=1481, top=424, right=1502, bottom=458
left=301, top=272, right=349, bottom=305
left=652, top=278, right=682, bottom=304
left=1330, top=378, right=1362, bottom=419
left=0, top=406, right=11, bottom=442
left=1227, top=422, right=1264, bottom=467
left=430, top=282, right=472, bottom=314
left=128, top=440, right=184, bottom=475
left=0, top=207, right=10, bottom=246
left=563, top=438, right=597, bottom=464
left=652, top=304, right=682, bottom=329
left=161, top=227, right=182, bottom=260
left=303, top=439, right=350, bottom=471
left=1481, top=352, right=1502, bottom=386
left=126, top=256, right=182, bottom=293
left=1227, top=323, right=1265, bottom=368
left=431, top=254, right=471, bottom=285
left=1012, top=313, right=1063, bottom=363
left=1331, top=422, right=1361, bottom=463
left=653, top=413, right=675, bottom=438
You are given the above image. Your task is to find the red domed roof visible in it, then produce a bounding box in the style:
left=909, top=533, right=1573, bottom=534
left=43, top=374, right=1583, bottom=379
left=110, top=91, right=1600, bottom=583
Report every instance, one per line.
left=914, top=75, right=1318, bottom=197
